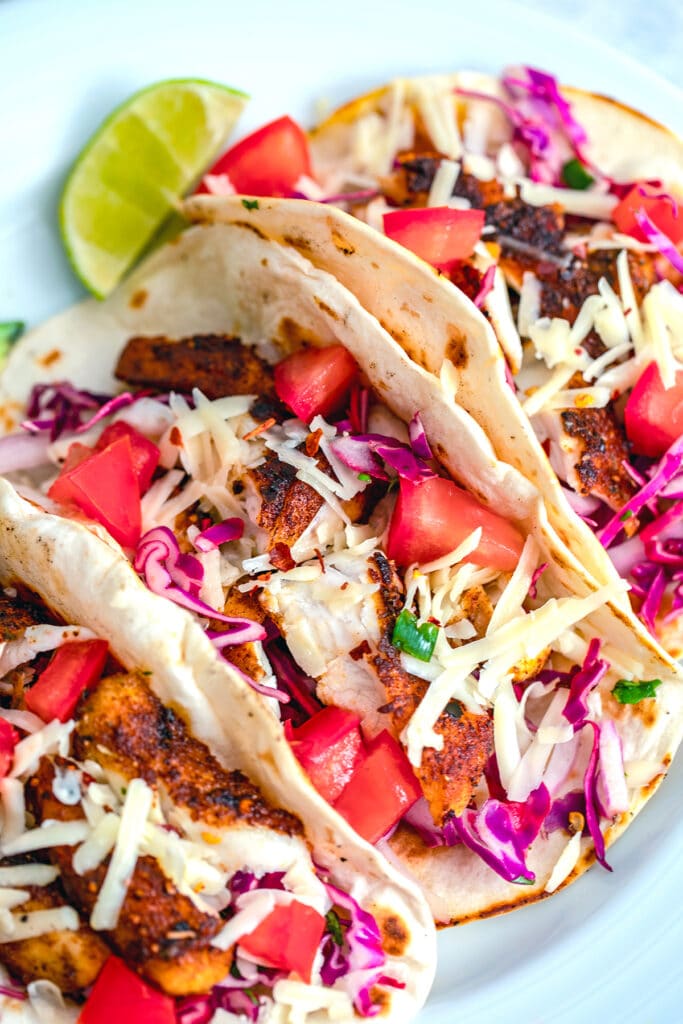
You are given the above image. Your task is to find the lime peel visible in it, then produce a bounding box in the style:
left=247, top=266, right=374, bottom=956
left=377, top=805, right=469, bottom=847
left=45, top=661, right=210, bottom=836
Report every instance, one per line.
left=59, top=78, right=248, bottom=298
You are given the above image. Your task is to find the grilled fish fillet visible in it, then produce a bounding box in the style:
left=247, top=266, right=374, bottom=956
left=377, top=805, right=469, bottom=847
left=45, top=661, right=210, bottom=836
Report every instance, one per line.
left=115, top=334, right=277, bottom=402
left=0, top=858, right=108, bottom=994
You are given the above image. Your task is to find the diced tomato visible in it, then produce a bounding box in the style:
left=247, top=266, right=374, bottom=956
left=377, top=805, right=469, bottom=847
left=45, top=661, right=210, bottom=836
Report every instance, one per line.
left=624, top=361, right=683, bottom=457
left=274, top=345, right=359, bottom=422
left=612, top=183, right=683, bottom=244
left=386, top=475, right=525, bottom=571
left=78, top=956, right=175, bottom=1024
left=61, top=442, right=93, bottom=475
left=47, top=435, right=142, bottom=548
left=239, top=901, right=326, bottom=982
left=289, top=707, right=364, bottom=803
left=0, top=719, right=19, bottom=778
left=383, top=207, right=485, bottom=268
left=95, top=421, right=160, bottom=494
left=25, top=639, right=109, bottom=723
left=333, top=731, right=421, bottom=844
left=197, top=115, right=312, bottom=197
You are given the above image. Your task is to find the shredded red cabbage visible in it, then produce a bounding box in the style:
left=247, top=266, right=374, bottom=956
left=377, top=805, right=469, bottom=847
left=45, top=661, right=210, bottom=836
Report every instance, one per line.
left=473, top=265, right=496, bottom=309
left=634, top=209, right=683, bottom=274
left=330, top=432, right=436, bottom=483
left=596, top=719, right=629, bottom=818
left=444, top=784, right=550, bottom=884
left=348, top=386, right=370, bottom=434
left=194, top=517, right=244, bottom=552
left=527, top=562, right=548, bottom=600
left=134, top=526, right=266, bottom=635
left=501, top=65, right=596, bottom=180
left=454, top=87, right=554, bottom=181
left=561, top=638, right=608, bottom=730
left=582, top=720, right=611, bottom=871
left=543, top=790, right=586, bottom=833
left=599, top=435, right=683, bottom=548
left=22, top=382, right=107, bottom=440
left=0, top=984, right=27, bottom=1001
left=407, top=412, right=433, bottom=461
left=266, top=637, right=323, bottom=723
left=323, top=882, right=391, bottom=1018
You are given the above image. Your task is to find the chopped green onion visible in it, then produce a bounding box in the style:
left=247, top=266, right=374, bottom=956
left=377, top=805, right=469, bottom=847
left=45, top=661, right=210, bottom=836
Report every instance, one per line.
left=357, top=472, right=371, bottom=482
left=561, top=158, right=594, bottom=190
left=391, top=609, right=439, bottom=662
left=0, top=321, right=24, bottom=363
left=241, top=198, right=259, bottom=210
left=613, top=678, right=662, bottom=704
left=512, top=874, right=535, bottom=886
left=325, top=909, right=344, bottom=945
left=619, top=510, right=634, bottom=522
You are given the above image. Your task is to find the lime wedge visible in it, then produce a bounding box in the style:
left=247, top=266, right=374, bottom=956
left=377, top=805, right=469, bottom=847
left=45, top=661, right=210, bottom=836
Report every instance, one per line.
left=59, top=78, right=248, bottom=298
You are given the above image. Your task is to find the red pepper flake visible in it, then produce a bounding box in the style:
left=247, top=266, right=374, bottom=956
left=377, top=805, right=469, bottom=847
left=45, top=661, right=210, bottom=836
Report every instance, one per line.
left=340, top=582, right=349, bottom=591
left=350, top=640, right=371, bottom=661
left=269, top=543, right=296, bottom=571
left=169, top=426, right=183, bottom=447
left=314, top=548, right=326, bottom=574
left=243, top=417, right=276, bottom=441
left=305, top=428, right=323, bottom=457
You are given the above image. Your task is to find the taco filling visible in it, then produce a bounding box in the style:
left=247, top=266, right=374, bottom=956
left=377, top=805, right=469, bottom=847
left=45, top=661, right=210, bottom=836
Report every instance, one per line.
left=0, top=583, right=400, bottom=1021
left=187, top=66, right=683, bottom=650
left=2, top=310, right=677, bottom=924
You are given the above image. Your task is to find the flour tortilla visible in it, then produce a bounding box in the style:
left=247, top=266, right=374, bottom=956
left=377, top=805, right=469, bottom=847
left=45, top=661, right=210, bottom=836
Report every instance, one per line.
left=0, top=220, right=681, bottom=926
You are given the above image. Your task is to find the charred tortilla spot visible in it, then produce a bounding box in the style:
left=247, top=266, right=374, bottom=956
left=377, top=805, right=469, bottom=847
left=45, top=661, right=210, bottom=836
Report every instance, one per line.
left=37, top=349, right=62, bottom=369
left=283, top=233, right=313, bottom=253
left=445, top=328, right=468, bottom=368
left=377, top=911, right=409, bottom=956
left=277, top=317, right=321, bottom=349
left=232, top=220, right=268, bottom=240
left=129, top=289, right=148, bottom=310
left=329, top=227, right=355, bottom=256
left=313, top=295, right=341, bottom=321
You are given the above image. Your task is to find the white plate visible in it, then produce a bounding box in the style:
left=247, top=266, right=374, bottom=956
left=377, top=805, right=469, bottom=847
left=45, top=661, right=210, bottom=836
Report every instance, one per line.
left=1, top=1, right=682, bottom=1020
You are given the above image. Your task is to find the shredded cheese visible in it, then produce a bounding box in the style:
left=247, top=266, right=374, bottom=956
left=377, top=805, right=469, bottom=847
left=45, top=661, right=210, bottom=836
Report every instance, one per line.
left=90, top=778, right=153, bottom=931
left=0, top=907, right=79, bottom=943
left=544, top=830, right=583, bottom=893
left=427, top=159, right=460, bottom=207
left=403, top=581, right=626, bottom=765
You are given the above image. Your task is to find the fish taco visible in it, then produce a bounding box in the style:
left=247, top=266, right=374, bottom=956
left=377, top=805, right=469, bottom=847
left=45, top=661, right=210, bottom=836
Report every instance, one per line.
left=0, top=481, right=435, bottom=1021
left=0, top=217, right=681, bottom=929
left=184, top=66, right=683, bottom=657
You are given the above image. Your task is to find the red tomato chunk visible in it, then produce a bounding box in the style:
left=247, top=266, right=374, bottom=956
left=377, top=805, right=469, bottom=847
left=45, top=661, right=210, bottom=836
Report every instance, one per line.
left=48, top=435, right=143, bottom=548
left=386, top=475, right=524, bottom=571
left=0, top=719, right=19, bottom=778
left=197, top=115, right=312, bottom=197
left=624, top=361, right=683, bottom=458
left=383, top=207, right=485, bottom=268
left=239, top=901, right=326, bottom=982
left=25, top=639, right=109, bottom=723
left=289, top=707, right=364, bottom=803
left=78, top=956, right=175, bottom=1024
left=274, top=345, right=359, bottom=422
left=333, top=731, right=422, bottom=844
left=612, top=183, right=683, bottom=245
